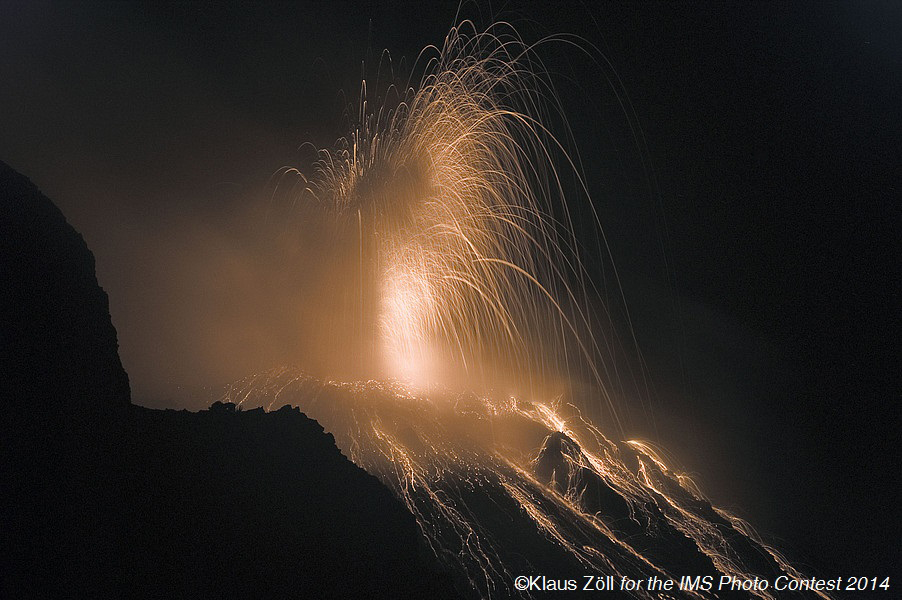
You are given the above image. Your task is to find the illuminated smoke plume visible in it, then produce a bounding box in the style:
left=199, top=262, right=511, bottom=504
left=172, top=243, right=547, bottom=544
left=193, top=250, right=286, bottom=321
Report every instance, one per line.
left=231, top=22, right=830, bottom=600
left=273, top=22, right=610, bottom=409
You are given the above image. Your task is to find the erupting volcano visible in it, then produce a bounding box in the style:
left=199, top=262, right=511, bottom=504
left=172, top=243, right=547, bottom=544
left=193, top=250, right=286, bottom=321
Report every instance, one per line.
left=4, top=3, right=898, bottom=598
left=272, top=24, right=629, bottom=402
left=223, top=23, right=830, bottom=599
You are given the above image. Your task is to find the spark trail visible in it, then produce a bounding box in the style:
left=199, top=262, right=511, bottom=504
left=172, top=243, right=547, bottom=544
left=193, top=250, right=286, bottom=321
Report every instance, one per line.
left=272, top=22, right=618, bottom=417
left=239, top=22, right=829, bottom=600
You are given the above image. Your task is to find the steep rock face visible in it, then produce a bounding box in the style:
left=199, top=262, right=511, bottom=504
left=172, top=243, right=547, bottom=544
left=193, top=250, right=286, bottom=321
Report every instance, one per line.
left=0, top=160, right=130, bottom=412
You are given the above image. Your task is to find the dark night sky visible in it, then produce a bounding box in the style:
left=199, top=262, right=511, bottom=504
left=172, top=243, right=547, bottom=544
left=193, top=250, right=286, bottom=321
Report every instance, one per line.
left=2, top=0, right=899, bottom=584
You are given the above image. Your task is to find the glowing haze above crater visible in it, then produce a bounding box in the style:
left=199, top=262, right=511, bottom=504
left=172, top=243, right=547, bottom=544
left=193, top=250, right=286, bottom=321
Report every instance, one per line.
left=225, top=22, right=836, bottom=600
left=274, top=22, right=611, bottom=406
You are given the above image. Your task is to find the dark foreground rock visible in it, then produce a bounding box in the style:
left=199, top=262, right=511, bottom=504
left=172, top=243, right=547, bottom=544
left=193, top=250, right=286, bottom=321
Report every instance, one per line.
left=0, top=161, right=130, bottom=414
left=0, top=161, right=455, bottom=599
left=5, top=404, right=455, bottom=598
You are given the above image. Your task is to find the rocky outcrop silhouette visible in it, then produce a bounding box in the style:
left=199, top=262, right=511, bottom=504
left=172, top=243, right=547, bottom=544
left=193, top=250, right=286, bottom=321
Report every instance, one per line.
left=0, top=161, right=130, bottom=413
left=0, top=161, right=455, bottom=599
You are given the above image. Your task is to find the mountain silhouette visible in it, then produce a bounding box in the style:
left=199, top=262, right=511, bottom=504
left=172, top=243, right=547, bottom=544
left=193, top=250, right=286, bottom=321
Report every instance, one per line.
left=1, top=161, right=129, bottom=413
left=0, top=161, right=455, bottom=599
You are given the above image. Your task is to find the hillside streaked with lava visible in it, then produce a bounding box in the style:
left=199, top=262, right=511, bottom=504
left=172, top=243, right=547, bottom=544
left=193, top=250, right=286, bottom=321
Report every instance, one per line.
left=232, top=22, right=832, bottom=599
left=225, top=372, right=827, bottom=599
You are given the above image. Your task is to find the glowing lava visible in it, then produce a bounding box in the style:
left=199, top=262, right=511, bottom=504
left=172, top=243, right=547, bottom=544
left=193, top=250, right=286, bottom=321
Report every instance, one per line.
left=274, top=22, right=610, bottom=411
left=241, top=21, right=832, bottom=600
left=225, top=373, right=828, bottom=600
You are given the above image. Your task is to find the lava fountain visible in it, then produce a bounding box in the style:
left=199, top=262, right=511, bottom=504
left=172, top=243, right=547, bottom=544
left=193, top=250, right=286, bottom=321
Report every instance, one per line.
left=230, top=22, right=830, bottom=600
left=272, top=22, right=613, bottom=411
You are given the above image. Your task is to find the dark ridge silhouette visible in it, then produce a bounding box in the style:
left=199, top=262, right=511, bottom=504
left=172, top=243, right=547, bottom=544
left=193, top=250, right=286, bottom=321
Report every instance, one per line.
left=0, top=161, right=130, bottom=414
left=0, top=161, right=456, bottom=599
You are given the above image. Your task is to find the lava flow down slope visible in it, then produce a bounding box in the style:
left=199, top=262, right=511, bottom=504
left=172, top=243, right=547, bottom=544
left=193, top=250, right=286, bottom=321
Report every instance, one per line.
left=219, top=22, right=831, bottom=599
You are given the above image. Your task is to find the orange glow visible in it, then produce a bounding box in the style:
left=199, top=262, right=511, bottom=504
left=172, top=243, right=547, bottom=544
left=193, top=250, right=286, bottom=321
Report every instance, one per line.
left=225, top=371, right=829, bottom=600
left=243, top=20, right=830, bottom=600
left=274, top=22, right=616, bottom=412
